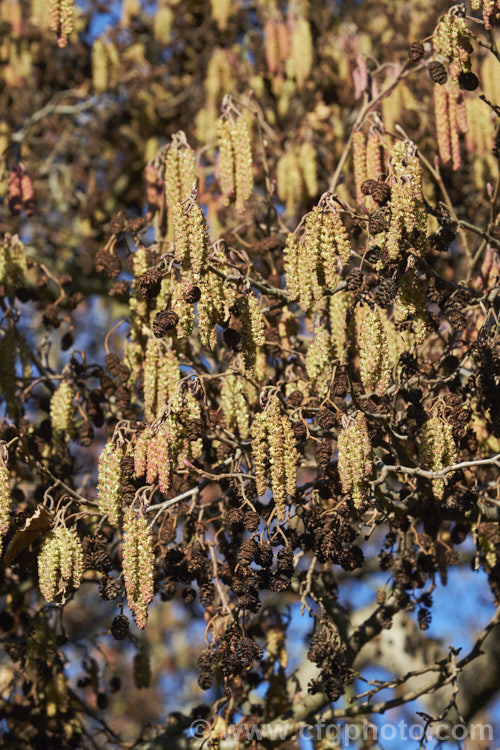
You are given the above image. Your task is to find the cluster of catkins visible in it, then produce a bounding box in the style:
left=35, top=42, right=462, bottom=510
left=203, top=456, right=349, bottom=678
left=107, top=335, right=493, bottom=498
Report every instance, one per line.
left=284, top=201, right=351, bottom=311
left=216, top=107, right=254, bottom=213
left=418, top=414, right=457, bottom=500
left=48, top=0, right=74, bottom=48
left=8, top=165, right=34, bottom=216
left=38, top=527, right=83, bottom=603
left=251, top=398, right=297, bottom=521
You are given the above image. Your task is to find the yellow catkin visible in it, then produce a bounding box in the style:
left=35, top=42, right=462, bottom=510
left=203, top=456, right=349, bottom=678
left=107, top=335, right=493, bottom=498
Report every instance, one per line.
left=290, top=17, right=313, bottom=90
left=303, top=206, right=323, bottom=301
left=433, top=13, right=472, bottom=78
left=358, top=308, right=391, bottom=395
left=187, top=201, right=209, bottom=281
left=0, top=460, right=11, bottom=558
left=284, top=233, right=300, bottom=300
left=49, top=380, right=75, bottom=438
left=298, top=141, right=318, bottom=198
left=232, top=115, right=254, bottom=213
left=92, top=38, right=108, bottom=93
left=210, top=0, right=233, bottom=31
left=216, top=117, right=235, bottom=199
left=154, top=2, right=173, bottom=44
left=418, top=415, right=457, bottom=500
left=352, top=130, right=367, bottom=204
left=305, top=326, right=331, bottom=383
left=266, top=400, right=286, bottom=521
left=337, top=413, right=372, bottom=508
left=199, top=271, right=225, bottom=350
left=386, top=141, right=426, bottom=260
left=122, top=509, right=155, bottom=630
left=394, top=264, right=428, bottom=344
left=329, top=291, right=352, bottom=363
left=48, top=0, right=74, bottom=48
left=276, top=150, right=303, bottom=216
left=251, top=411, right=268, bottom=497
left=38, top=526, right=83, bottom=603
left=96, top=440, right=123, bottom=526
left=239, top=293, right=265, bottom=372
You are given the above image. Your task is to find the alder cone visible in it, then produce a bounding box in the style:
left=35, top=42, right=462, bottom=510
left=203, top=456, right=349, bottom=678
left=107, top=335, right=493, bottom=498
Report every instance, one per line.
left=428, top=61, right=447, bottom=84
left=408, top=41, right=425, bottom=62
left=153, top=310, right=179, bottom=336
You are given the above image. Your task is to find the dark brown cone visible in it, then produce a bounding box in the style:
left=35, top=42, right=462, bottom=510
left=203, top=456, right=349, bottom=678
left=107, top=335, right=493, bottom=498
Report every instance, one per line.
left=153, top=310, right=179, bottom=337
left=95, top=248, right=122, bottom=278
left=105, top=353, right=122, bottom=377
left=78, top=421, right=94, bottom=446
left=315, top=409, right=336, bottom=430
left=458, top=71, right=479, bottom=91
left=428, top=61, right=447, bottom=84
left=361, top=179, right=377, bottom=195
left=111, top=615, right=129, bottom=640
left=138, top=267, right=163, bottom=299
left=346, top=269, right=363, bottom=291
left=223, top=328, right=242, bottom=352
left=408, top=41, right=425, bottom=62
left=372, top=181, right=391, bottom=205
left=316, top=439, right=332, bottom=469
left=368, top=211, right=387, bottom=234
left=183, top=284, right=202, bottom=303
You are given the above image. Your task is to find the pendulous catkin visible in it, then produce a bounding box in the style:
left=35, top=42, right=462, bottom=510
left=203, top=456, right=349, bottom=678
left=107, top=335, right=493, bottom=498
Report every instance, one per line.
left=38, top=526, right=83, bottom=602
left=122, top=509, right=155, bottom=629
left=216, top=109, right=254, bottom=213
left=97, top=440, right=124, bottom=526
left=433, top=12, right=472, bottom=79
left=285, top=201, right=351, bottom=311
left=48, top=0, right=74, bottom=48
left=418, top=415, right=457, bottom=500
left=250, top=399, right=297, bottom=521
left=386, top=141, right=427, bottom=260
left=49, top=380, right=75, bottom=439
left=358, top=308, right=392, bottom=395
left=0, top=456, right=10, bottom=558
left=337, top=413, right=372, bottom=508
